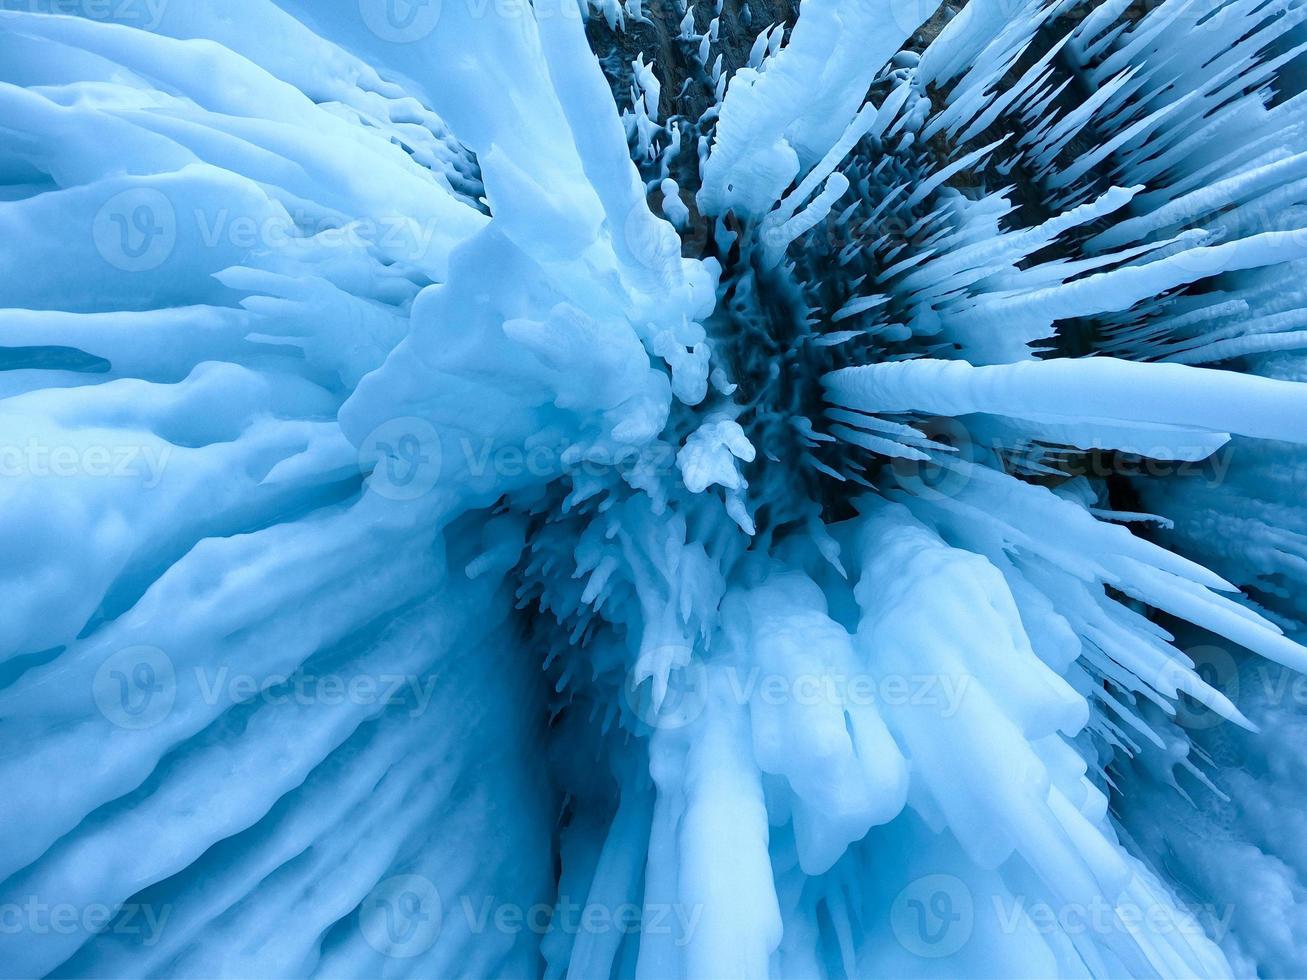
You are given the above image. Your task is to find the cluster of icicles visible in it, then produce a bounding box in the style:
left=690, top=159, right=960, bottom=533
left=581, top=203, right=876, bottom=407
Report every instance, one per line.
left=2, top=0, right=1307, bottom=976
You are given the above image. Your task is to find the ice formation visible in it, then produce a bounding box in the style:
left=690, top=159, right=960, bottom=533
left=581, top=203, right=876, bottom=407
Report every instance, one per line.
left=2, top=0, right=1307, bottom=976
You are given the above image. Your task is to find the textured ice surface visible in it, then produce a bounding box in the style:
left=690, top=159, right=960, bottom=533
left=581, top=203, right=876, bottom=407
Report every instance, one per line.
left=2, top=0, right=1307, bottom=976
